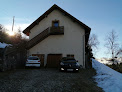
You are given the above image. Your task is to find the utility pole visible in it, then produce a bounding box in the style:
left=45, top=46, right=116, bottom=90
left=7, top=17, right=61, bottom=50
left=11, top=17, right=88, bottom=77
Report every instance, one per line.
left=11, top=16, right=15, bottom=44
left=12, top=16, right=15, bottom=31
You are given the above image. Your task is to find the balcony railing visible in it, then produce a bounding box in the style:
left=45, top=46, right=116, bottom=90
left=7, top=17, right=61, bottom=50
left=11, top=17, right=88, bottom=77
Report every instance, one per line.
left=27, top=26, right=64, bottom=49
left=27, top=28, right=50, bottom=49
left=50, top=26, right=64, bottom=35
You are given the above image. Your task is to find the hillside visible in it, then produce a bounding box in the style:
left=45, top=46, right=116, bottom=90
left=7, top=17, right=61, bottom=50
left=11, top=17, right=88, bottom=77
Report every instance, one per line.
left=92, top=59, right=122, bottom=92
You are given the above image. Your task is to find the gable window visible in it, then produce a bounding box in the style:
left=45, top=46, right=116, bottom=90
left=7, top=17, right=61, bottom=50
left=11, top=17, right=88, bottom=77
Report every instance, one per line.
left=52, top=20, right=59, bottom=27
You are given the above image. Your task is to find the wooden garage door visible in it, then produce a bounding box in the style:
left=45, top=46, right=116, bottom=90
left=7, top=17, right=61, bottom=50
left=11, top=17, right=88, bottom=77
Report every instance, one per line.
left=47, top=54, right=62, bottom=68
left=32, top=54, right=45, bottom=67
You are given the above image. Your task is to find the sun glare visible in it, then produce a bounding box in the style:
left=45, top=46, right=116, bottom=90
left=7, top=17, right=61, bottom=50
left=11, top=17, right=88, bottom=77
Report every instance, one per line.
left=7, top=31, right=15, bottom=36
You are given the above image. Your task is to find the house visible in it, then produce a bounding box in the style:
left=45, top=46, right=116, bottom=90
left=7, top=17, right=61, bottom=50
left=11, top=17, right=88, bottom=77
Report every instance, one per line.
left=23, top=4, right=91, bottom=68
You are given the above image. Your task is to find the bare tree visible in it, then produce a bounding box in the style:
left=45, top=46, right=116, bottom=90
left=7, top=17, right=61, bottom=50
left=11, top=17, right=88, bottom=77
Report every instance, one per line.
left=88, top=34, right=99, bottom=57
left=105, top=30, right=119, bottom=60
left=115, top=47, right=122, bottom=58
left=88, top=34, right=99, bottom=49
left=0, top=24, right=4, bottom=31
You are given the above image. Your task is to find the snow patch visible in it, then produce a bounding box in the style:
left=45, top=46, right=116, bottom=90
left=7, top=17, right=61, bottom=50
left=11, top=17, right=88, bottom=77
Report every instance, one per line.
left=92, top=59, right=122, bottom=92
left=0, top=42, right=11, bottom=48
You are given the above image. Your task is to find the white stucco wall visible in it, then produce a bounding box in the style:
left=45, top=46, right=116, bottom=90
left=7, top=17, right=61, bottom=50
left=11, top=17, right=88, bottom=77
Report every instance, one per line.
left=28, top=10, right=85, bottom=67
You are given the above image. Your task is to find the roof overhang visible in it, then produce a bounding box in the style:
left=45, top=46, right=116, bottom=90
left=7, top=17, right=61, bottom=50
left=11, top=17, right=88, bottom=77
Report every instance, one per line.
left=23, top=4, right=91, bottom=44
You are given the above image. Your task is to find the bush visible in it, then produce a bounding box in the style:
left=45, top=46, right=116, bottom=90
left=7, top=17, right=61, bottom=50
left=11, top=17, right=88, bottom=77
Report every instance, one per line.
left=107, top=63, right=122, bottom=73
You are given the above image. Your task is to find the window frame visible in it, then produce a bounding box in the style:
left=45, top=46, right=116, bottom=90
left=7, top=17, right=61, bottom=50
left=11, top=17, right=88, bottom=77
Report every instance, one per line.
left=52, top=20, right=59, bottom=27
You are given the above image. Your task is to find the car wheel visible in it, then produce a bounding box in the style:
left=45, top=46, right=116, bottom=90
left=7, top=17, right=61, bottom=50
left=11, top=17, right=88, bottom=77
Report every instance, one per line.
left=73, top=69, right=79, bottom=72
left=25, top=66, right=28, bottom=69
left=59, top=68, right=62, bottom=72
left=64, top=69, right=67, bottom=72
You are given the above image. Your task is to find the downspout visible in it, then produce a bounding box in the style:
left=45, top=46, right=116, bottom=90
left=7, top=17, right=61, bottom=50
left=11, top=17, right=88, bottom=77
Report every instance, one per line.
left=83, top=33, right=89, bottom=68
left=83, top=34, right=85, bottom=68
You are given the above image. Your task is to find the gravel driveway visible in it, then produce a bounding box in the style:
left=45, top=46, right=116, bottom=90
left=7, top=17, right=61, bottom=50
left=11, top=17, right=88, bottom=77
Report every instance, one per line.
left=0, top=68, right=103, bottom=92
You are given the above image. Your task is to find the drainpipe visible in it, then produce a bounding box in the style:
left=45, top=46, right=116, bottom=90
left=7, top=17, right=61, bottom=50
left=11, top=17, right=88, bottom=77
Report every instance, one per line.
left=83, top=33, right=89, bottom=68
left=48, top=27, right=50, bottom=33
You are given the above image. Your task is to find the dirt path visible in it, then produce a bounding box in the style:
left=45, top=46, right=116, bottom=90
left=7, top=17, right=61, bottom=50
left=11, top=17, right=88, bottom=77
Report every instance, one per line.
left=0, top=68, right=103, bottom=92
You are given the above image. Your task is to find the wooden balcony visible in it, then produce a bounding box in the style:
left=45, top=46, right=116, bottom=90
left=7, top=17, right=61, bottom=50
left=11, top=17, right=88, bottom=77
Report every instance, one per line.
left=27, top=26, right=64, bottom=49
left=50, top=26, right=64, bottom=35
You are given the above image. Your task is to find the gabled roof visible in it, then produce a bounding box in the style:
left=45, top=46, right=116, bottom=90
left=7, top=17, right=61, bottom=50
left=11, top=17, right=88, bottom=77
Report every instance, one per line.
left=23, top=4, right=91, bottom=34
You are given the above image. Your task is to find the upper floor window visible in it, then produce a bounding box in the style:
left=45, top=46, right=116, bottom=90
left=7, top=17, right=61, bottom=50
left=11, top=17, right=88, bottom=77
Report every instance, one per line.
left=52, top=20, right=59, bottom=27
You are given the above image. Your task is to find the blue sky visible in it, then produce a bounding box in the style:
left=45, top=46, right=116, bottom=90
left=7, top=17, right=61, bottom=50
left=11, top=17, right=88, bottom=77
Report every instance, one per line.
left=0, top=0, right=122, bottom=58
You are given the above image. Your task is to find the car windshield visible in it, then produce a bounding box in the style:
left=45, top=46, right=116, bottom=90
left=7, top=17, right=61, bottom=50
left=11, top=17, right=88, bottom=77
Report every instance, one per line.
left=28, top=57, right=39, bottom=60
left=63, top=59, right=76, bottom=63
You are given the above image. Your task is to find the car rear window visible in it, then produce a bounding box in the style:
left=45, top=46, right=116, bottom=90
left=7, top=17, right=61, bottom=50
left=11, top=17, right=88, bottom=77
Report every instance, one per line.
left=28, top=57, right=39, bottom=60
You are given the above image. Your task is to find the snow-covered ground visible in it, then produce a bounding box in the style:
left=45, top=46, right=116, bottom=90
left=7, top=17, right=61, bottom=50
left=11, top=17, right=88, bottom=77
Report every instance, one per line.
left=92, top=59, right=122, bottom=92
left=0, top=42, right=11, bottom=48
left=0, top=42, right=8, bottom=48
left=97, top=58, right=113, bottom=65
left=97, top=58, right=122, bottom=65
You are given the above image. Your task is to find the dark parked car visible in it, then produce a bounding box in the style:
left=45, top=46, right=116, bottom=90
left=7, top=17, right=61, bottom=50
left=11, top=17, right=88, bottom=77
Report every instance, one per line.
left=60, top=57, right=80, bottom=72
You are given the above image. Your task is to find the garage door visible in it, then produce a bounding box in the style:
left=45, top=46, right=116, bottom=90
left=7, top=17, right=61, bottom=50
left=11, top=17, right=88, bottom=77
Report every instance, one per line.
left=47, top=54, right=62, bottom=68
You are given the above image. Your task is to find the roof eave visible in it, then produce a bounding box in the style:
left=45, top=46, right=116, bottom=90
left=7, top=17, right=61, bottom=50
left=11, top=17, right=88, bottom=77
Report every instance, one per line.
left=23, top=4, right=91, bottom=35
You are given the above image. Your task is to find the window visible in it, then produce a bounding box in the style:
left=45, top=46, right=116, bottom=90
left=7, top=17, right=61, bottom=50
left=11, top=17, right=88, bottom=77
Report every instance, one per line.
left=54, top=22, right=59, bottom=27
left=28, top=56, right=39, bottom=60
left=52, top=20, right=59, bottom=27
left=67, top=54, right=74, bottom=57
